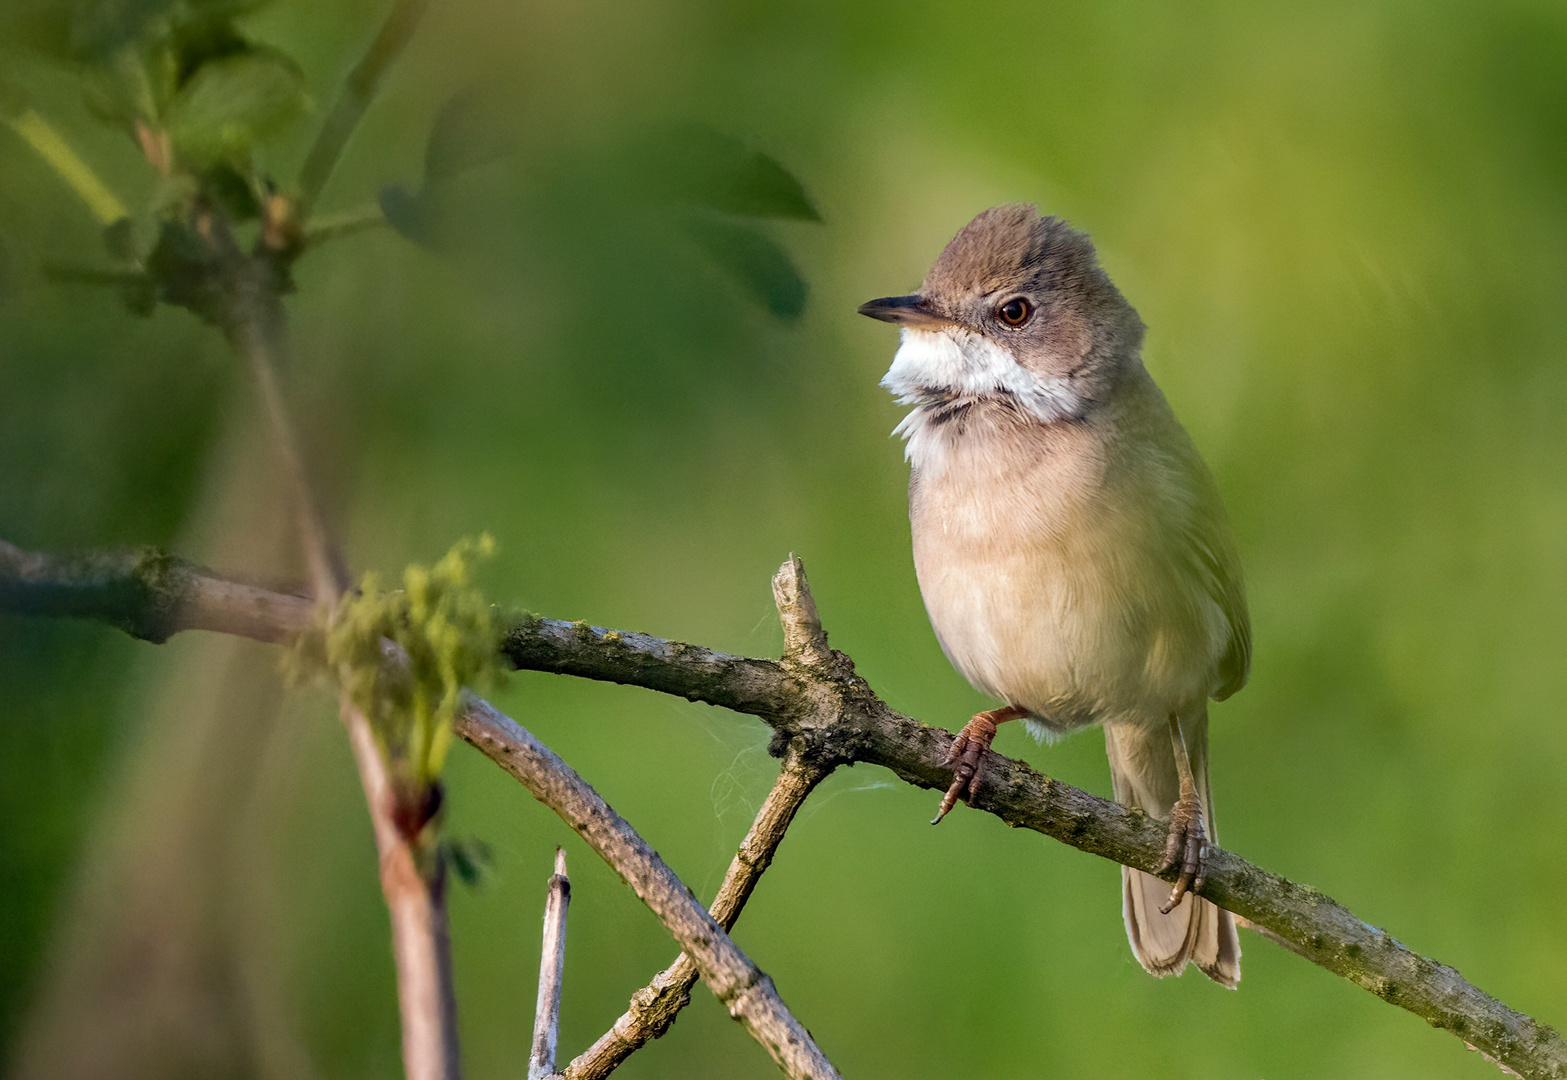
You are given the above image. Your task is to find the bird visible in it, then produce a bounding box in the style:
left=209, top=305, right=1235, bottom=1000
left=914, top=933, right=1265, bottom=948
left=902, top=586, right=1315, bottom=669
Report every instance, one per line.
left=858, top=204, right=1248, bottom=987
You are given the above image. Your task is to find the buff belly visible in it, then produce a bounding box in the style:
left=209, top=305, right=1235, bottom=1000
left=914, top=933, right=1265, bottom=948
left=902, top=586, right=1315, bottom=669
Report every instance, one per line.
left=908, top=428, right=1225, bottom=732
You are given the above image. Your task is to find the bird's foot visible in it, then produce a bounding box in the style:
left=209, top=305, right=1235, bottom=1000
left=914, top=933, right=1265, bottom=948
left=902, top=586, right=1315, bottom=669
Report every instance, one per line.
left=1156, top=789, right=1208, bottom=913
left=931, top=706, right=1026, bottom=825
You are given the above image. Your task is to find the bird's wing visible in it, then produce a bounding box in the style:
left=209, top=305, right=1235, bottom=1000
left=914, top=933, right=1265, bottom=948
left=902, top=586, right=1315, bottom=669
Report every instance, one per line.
left=1181, top=497, right=1251, bottom=701
left=1141, top=378, right=1251, bottom=701
left=1109, top=365, right=1253, bottom=702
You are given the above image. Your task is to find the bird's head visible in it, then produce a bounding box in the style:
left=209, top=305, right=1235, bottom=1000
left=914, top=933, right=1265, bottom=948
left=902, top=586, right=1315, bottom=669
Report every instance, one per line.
left=861, top=204, right=1143, bottom=425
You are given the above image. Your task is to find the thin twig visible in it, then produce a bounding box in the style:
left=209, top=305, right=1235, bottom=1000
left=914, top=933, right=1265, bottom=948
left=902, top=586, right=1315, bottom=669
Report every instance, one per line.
left=295, top=0, right=432, bottom=219
left=222, top=264, right=459, bottom=1080
left=302, top=202, right=389, bottom=250
left=564, top=748, right=830, bottom=1080
left=529, top=848, right=571, bottom=1080
left=224, top=267, right=349, bottom=598
left=455, top=696, right=842, bottom=1080
left=3, top=542, right=1565, bottom=1080
left=346, top=697, right=460, bottom=1080
left=564, top=556, right=834, bottom=1079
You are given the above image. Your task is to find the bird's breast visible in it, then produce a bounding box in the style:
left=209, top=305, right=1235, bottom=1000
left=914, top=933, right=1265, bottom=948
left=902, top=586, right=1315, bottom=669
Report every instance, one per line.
left=907, top=411, right=1219, bottom=727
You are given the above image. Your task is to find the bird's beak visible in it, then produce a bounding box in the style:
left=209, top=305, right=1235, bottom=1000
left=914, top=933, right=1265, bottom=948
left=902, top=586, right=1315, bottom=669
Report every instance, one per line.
left=857, top=294, right=956, bottom=329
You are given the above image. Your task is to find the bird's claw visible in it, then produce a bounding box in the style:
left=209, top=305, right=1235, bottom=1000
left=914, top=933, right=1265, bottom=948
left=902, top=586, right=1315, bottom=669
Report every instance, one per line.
left=1156, top=791, right=1207, bottom=913
left=931, top=715, right=999, bottom=824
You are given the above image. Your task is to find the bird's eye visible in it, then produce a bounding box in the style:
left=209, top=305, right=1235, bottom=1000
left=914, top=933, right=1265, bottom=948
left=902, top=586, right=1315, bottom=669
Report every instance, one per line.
left=998, top=297, right=1033, bottom=327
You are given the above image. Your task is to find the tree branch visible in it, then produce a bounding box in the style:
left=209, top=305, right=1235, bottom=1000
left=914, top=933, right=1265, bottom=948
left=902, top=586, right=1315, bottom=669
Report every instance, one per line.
left=2, top=542, right=1563, bottom=1079
left=0, top=539, right=843, bottom=1077
left=456, top=695, right=842, bottom=1080
left=561, top=558, right=833, bottom=1078
left=565, top=744, right=831, bottom=1080
left=0, top=540, right=310, bottom=644
left=529, top=848, right=571, bottom=1080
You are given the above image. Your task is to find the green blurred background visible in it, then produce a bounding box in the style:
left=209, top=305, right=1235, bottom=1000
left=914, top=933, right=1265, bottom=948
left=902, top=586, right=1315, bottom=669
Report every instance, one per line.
left=3, top=0, right=1567, bottom=1076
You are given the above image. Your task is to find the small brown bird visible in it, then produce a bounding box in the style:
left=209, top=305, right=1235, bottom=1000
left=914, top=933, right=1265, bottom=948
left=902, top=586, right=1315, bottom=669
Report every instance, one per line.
left=860, top=204, right=1247, bottom=986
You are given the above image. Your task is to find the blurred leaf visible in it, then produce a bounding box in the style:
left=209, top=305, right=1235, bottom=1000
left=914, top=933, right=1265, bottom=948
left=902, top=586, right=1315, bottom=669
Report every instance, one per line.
left=79, top=46, right=160, bottom=126
left=200, top=162, right=259, bottom=220
left=164, top=46, right=306, bottom=167
left=683, top=210, right=808, bottom=319
left=372, top=91, right=513, bottom=253
left=168, top=14, right=248, bottom=87
left=68, top=0, right=177, bottom=59
left=3, top=0, right=270, bottom=60
left=653, top=124, right=821, bottom=221
left=377, top=183, right=440, bottom=248
left=144, top=216, right=221, bottom=318
left=445, top=837, right=492, bottom=889
left=101, top=170, right=195, bottom=264
left=101, top=216, right=136, bottom=260
left=423, top=89, right=514, bottom=185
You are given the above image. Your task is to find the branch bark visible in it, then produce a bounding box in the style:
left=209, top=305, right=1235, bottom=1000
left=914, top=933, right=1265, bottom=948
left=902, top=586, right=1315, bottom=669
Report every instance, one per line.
left=2, top=542, right=1563, bottom=1080
left=564, top=744, right=831, bottom=1080
left=455, top=696, right=842, bottom=1080
left=0, top=540, right=843, bottom=1077
left=529, top=848, right=571, bottom=1080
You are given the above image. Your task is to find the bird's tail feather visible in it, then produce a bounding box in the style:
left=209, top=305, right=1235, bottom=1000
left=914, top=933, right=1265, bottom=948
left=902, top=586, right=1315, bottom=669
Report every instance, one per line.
left=1105, top=709, right=1240, bottom=988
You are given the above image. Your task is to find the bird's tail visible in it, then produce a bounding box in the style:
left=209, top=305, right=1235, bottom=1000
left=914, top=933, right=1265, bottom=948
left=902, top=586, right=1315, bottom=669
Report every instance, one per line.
left=1104, top=708, right=1240, bottom=988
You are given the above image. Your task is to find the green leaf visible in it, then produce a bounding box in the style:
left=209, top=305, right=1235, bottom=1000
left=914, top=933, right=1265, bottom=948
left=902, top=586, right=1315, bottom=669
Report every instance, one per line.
left=164, top=46, right=307, bottom=167
left=378, top=183, right=441, bottom=248
left=683, top=211, right=808, bottom=319
left=423, top=90, right=513, bottom=185
left=79, top=46, right=160, bottom=127
left=445, top=837, right=493, bottom=889
left=655, top=124, right=821, bottom=221
left=168, top=14, right=249, bottom=87
left=4, top=0, right=273, bottom=60
left=68, top=0, right=179, bottom=59
left=201, top=162, right=260, bottom=220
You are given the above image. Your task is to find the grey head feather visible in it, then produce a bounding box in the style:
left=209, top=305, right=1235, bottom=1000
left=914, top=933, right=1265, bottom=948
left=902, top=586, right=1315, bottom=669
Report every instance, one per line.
left=920, top=204, right=1147, bottom=410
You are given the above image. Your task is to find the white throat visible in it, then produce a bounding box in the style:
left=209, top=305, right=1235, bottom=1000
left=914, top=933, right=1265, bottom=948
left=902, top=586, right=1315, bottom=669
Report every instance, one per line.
left=880, top=327, right=1083, bottom=463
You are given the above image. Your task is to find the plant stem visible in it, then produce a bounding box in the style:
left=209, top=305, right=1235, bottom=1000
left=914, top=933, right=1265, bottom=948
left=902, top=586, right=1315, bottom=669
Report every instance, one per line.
left=529, top=848, right=571, bottom=1080
left=302, top=202, right=388, bottom=249
left=224, top=260, right=461, bottom=1080
left=295, top=0, right=432, bottom=218
left=4, top=109, right=127, bottom=225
